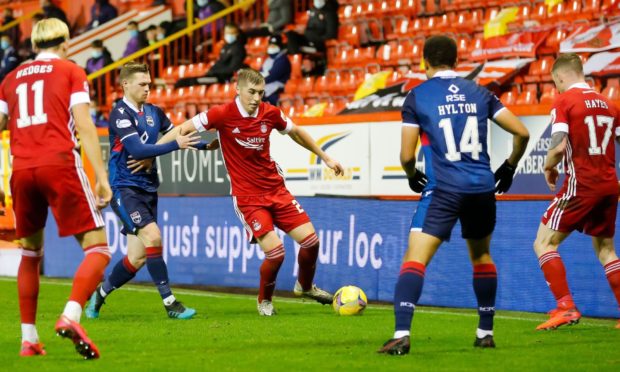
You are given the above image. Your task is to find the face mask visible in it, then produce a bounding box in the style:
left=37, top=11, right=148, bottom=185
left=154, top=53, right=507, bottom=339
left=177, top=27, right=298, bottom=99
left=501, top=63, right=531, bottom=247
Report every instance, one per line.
left=91, top=50, right=102, bottom=58
left=267, top=46, right=280, bottom=56
left=224, top=34, right=236, bottom=44
left=197, top=0, right=208, bottom=7
left=157, top=33, right=165, bottom=41
left=314, top=0, right=325, bottom=9
left=129, top=30, right=139, bottom=38
left=90, top=108, right=97, bottom=117
left=0, top=40, right=9, bottom=50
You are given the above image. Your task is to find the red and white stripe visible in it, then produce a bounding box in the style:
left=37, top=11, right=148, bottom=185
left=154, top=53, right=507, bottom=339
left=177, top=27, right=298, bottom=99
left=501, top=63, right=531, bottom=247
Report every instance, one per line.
left=265, top=244, right=285, bottom=259
left=548, top=141, right=577, bottom=230
left=232, top=195, right=253, bottom=238
left=21, top=249, right=43, bottom=257
left=538, top=251, right=561, bottom=268
left=605, top=260, right=620, bottom=277
left=83, top=243, right=111, bottom=258
left=73, top=153, right=105, bottom=228
left=300, top=233, right=319, bottom=249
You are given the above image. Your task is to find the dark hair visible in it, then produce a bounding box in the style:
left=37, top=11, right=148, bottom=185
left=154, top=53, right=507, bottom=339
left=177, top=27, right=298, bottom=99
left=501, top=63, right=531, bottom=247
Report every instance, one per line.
left=119, top=61, right=150, bottom=83
left=423, top=35, right=457, bottom=69
left=128, top=20, right=138, bottom=27
left=146, top=24, right=157, bottom=31
left=91, top=39, right=103, bottom=48
left=552, top=53, right=583, bottom=75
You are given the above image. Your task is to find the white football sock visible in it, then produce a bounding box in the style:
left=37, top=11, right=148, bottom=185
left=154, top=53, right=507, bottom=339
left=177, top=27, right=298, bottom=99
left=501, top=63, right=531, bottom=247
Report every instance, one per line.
left=99, top=287, right=108, bottom=298
left=21, top=324, right=39, bottom=344
left=62, top=301, right=82, bottom=323
left=393, top=330, right=410, bottom=339
left=163, top=295, right=176, bottom=306
left=476, top=328, right=493, bottom=338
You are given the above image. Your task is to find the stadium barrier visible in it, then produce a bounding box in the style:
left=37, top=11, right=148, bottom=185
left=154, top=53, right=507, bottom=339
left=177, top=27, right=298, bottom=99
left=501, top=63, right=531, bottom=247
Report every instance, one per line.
left=43, top=195, right=620, bottom=318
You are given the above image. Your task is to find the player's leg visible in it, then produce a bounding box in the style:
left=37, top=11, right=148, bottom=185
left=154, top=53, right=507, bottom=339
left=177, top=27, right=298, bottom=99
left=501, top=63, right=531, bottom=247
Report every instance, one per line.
left=592, top=236, right=620, bottom=328
left=137, top=222, right=196, bottom=319
left=11, top=169, right=48, bottom=356
left=461, top=191, right=497, bottom=347
left=86, top=234, right=144, bottom=318
left=255, top=231, right=285, bottom=316
left=533, top=223, right=580, bottom=330
left=379, top=189, right=458, bottom=355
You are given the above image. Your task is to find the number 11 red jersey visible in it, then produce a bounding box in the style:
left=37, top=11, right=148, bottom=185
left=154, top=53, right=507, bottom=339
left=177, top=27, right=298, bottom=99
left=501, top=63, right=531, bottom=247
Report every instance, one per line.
left=0, top=52, right=91, bottom=171
left=550, top=83, right=620, bottom=197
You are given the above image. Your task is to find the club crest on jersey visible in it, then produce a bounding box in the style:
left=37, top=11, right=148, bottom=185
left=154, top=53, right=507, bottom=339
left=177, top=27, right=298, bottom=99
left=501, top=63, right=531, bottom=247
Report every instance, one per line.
left=260, top=123, right=267, bottom=133
left=146, top=116, right=155, bottom=127
left=130, top=211, right=142, bottom=224
left=252, top=219, right=262, bottom=231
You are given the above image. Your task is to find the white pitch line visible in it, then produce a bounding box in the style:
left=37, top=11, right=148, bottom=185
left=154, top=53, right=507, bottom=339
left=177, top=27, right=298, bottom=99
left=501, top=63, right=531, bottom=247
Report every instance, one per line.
left=0, top=277, right=615, bottom=327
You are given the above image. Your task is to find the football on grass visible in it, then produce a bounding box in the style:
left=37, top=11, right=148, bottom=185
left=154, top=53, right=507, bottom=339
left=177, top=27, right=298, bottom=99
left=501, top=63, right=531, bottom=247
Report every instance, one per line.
left=332, top=286, right=367, bottom=315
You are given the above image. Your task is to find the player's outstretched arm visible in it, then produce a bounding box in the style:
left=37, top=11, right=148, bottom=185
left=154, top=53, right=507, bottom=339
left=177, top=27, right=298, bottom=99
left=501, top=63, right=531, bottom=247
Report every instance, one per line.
left=400, top=125, right=427, bottom=193
left=123, top=131, right=200, bottom=160
left=72, top=102, right=112, bottom=208
left=493, top=109, right=530, bottom=193
left=287, top=124, right=344, bottom=176
left=156, top=120, right=198, bottom=145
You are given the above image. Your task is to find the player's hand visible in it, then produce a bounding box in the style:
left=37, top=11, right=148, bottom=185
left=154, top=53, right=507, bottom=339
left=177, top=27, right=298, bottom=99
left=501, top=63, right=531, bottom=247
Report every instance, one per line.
left=127, top=157, right=154, bottom=174
left=95, top=180, right=112, bottom=209
left=494, top=159, right=516, bottom=194
left=176, top=132, right=201, bottom=150
left=544, top=167, right=559, bottom=192
left=408, top=170, right=428, bottom=193
left=325, top=158, right=344, bottom=176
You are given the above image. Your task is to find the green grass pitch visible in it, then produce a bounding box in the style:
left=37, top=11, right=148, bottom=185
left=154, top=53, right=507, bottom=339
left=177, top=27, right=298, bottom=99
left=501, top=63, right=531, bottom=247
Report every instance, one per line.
left=0, top=277, right=619, bottom=371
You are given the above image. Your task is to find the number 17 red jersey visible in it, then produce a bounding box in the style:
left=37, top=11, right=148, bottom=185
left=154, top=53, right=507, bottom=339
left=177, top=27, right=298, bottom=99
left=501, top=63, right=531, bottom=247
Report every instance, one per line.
left=0, top=52, right=91, bottom=171
left=550, top=83, right=620, bottom=197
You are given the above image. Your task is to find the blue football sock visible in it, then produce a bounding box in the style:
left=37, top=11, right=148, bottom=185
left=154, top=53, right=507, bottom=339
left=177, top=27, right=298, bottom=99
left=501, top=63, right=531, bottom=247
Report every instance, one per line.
left=473, top=264, right=497, bottom=331
left=145, top=247, right=173, bottom=300
left=394, top=261, right=426, bottom=333
left=102, top=256, right=138, bottom=295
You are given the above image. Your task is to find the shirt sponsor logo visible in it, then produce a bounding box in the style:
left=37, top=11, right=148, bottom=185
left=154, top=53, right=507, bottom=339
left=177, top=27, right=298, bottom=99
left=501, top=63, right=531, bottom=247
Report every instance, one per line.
left=116, top=119, right=132, bottom=128
left=235, top=137, right=265, bottom=151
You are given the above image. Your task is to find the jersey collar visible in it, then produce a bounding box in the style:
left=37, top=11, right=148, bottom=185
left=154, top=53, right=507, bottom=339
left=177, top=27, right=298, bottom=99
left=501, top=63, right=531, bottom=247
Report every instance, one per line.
left=122, top=97, right=143, bottom=113
left=433, top=70, right=458, bottom=78
left=235, top=96, right=259, bottom=118
left=36, top=51, right=61, bottom=60
left=567, top=82, right=591, bottom=91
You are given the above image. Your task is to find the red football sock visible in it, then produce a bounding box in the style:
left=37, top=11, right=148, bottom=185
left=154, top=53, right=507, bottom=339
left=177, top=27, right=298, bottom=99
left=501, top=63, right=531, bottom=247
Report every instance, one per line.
left=258, top=245, right=285, bottom=302
left=297, top=233, right=320, bottom=291
left=69, top=244, right=111, bottom=307
left=604, top=259, right=620, bottom=308
left=18, top=249, right=43, bottom=324
left=538, top=251, right=574, bottom=307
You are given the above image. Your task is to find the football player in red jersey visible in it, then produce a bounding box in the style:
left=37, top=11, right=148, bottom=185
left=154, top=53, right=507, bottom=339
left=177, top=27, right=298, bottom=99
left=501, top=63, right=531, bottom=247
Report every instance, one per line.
left=157, top=68, right=344, bottom=316
left=534, top=54, right=620, bottom=330
left=0, top=19, right=112, bottom=358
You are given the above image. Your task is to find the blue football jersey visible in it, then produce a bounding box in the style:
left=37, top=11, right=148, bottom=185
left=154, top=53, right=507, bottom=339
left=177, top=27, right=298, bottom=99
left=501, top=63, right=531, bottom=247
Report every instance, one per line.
left=402, top=70, right=505, bottom=194
left=108, top=98, right=174, bottom=192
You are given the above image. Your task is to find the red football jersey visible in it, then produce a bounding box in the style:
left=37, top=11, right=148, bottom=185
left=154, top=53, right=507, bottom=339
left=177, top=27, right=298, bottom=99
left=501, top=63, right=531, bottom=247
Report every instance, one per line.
left=192, top=98, right=293, bottom=196
left=550, top=82, right=620, bottom=197
left=0, top=52, right=90, bottom=171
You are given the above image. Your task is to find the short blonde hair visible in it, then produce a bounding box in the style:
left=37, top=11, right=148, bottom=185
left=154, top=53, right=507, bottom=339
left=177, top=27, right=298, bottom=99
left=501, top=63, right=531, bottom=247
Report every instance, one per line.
left=31, top=18, right=69, bottom=50
left=237, top=68, right=265, bottom=86
left=119, top=61, right=150, bottom=84
left=552, top=53, right=584, bottom=76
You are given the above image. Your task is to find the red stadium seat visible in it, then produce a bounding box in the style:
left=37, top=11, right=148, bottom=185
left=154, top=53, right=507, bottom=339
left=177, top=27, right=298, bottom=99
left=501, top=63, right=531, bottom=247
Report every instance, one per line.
left=515, top=90, right=539, bottom=105
left=540, top=84, right=558, bottom=104
left=499, top=90, right=517, bottom=106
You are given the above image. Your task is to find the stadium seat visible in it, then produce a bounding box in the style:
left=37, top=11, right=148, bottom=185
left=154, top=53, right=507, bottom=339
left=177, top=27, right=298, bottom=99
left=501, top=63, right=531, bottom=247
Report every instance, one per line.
left=499, top=90, right=517, bottom=106
left=296, top=76, right=316, bottom=98
left=602, top=86, right=620, bottom=100
left=289, top=54, right=303, bottom=80
left=540, top=84, right=558, bottom=104
left=515, top=90, right=539, bottom=105
left=385, top=16, right=409, bottom=40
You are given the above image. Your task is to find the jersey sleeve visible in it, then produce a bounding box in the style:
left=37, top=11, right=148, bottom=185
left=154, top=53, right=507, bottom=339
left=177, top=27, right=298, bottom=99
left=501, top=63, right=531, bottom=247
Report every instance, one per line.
left=157, top=106, right=174, bottom=134
left=273, top=107, right=293, bottom=135
left=69, top=64, right=91, bottom=109
left=550, top=97, right=569, bottom=134
left=402, top=91, right=420, bottom=127
left=109, top=107, right=138, bottom=142
left=0, top=80, right=7, bottom=116
left=191, top=106, right=221, bottom=132
left=486, top=89, right=506, bottom=119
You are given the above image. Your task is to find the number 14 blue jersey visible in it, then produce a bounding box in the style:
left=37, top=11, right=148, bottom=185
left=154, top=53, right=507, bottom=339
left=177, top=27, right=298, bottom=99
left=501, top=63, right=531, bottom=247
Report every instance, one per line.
left=402, top=70, right=505, bottom=194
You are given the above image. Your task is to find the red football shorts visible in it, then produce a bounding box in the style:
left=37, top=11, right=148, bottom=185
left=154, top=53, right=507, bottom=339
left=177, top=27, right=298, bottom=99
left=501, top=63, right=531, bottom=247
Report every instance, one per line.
left=11, top=166, right=105, bottom=238
left=541, top=193, right=617, bottom=237
left=232, top=187, right=311, bottom=241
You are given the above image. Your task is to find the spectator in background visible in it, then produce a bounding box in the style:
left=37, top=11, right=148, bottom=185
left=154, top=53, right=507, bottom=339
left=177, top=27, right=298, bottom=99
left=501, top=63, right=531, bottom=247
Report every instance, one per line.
left=85, top=39, right=113, bottom=75
left=2, top=8, right=21, bottom=48
left=175, top=23, right=246, bottom=87
left=245, top=0, right=292, bottom=37
left=260, top=35, right=290, bottom=105
left=88, top=0, right=118, bottom=30
left=90, top=99, right=108, bottom=128
left=41, top=0, right=69, bottom=30
left=0, top=34, right=19, bottom=81
left=157, top=23, right=168, bottom=41
left=285, top=0, right=338, bottom=55
left=123, top=21, right=142, bottom=57
left=17, top=38, right=36, bottom=63
left=196, top=0, right=226, bottom=39
left=145, top=25, right=158, bottom=46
